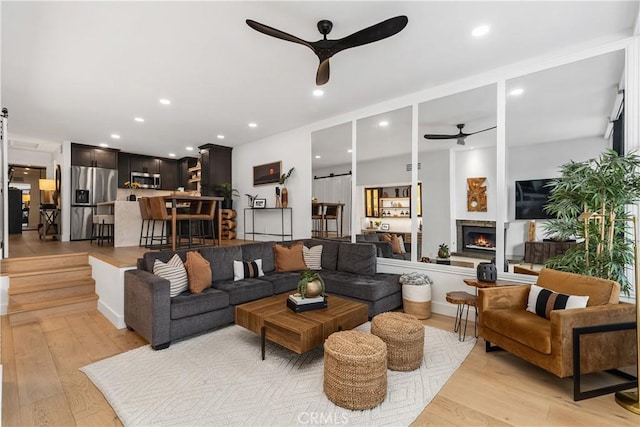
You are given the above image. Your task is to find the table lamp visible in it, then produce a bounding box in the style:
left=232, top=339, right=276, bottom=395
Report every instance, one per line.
left=39, top=179, right=57, bottom=208
left=22, top=193, right=30, bottom=208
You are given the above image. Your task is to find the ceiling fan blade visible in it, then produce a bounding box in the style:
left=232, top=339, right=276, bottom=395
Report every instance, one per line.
left=316, top=59, right=330, bottom=86
left=246, top=19, right=313, bottom=50
left=330, top=15, right=408, bottom=54
left=468, top=126, right=497, bottom=135
left=424, top=133, right=460, bottom=140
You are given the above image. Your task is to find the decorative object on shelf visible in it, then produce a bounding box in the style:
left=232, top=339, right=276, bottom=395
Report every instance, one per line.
left=220, top=209, right=237, bottom=240
left=476, top=262, right=497, bottom=282
left=245, top=193, right=258, bottom=207
left=380, top=223, right=390, bottom=231
left=215, top=183, right=239, bottom=209
left=252, top=198, right=266, bottom=208
left=467, top=177, right=487, bottom=212
left=374, top=220, right=382, bottom=229
left=528, top=220, right=536, bottom=241
left=403, top=187, right=410, bottom=197
left=123, top=180, right=141, bottom=201
left=437, top=243, right=450, bottom=259
left=395, top=188, right=400, bottom=197
left=279, top=167, right=294, bottom=208
left=297, top=270, right=326, bottom=298
left=543, top=150, right=640, bottom=295
left=253, top=161, right=281, bottom=186
left=275, top=187, right=281, bottom=208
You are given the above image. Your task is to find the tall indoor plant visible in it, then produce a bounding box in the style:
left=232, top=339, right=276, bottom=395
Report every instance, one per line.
left=543, top=150, right=640, bottom=295
left=216, top=182, right=240, bottom=209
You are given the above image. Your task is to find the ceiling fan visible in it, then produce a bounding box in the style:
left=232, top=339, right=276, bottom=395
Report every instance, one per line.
left=423, top=123, right=497, bottom=146
left=246, top=16, right=408, bottom=85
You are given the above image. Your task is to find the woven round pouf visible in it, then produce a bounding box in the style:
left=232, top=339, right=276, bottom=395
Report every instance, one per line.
left=371, top=312, right=424, bottom=371
left=323, top=330, right=387, bottom=410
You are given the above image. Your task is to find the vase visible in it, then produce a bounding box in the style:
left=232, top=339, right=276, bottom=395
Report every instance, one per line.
left=305, top=280, right=323, bottom=297
left=128, top=194, right=136, bottom=201
left=281, top=187, right=288, bottom=208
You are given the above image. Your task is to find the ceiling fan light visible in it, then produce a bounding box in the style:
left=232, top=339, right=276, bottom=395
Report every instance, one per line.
left=472, top=25, right=490, bottom=38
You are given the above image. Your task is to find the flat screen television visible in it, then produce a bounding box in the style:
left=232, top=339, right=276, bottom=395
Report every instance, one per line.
left=515, top=179, right=555, bottom=220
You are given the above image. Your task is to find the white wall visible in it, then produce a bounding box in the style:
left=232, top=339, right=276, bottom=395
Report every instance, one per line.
left=455, top=146, right=497, bottom=222
left=8, top=147, right=54, bottom=171
left=233, top=127, right=312, bottom=240
left=420, top=149, right=453, bottom=259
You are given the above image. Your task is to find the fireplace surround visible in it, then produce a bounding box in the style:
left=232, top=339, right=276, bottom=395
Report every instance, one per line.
left=455, top=220, right=501, bottom=260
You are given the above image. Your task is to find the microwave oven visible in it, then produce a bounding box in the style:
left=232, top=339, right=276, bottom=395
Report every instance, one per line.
left=131, top=172, right=161, bottom=189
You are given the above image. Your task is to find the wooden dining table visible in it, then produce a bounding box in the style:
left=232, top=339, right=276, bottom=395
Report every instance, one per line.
left=164, top=195, right=224, bottom=251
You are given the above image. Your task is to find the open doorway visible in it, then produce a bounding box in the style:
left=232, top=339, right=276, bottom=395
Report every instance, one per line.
left=8, top=165, right=46, bottom=231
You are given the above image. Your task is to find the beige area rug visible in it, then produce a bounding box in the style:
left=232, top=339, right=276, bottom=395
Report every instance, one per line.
left=81, top=323, right=475, bottom=426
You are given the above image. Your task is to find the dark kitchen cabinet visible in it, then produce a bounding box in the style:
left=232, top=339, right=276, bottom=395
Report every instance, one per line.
left=117, top=152, right=130, bottom=188
left=179, top=157, right=199, bottom=190
left=71, top=143, right=118, bottom=169
left=199, top=144, right=232, bottom=196
left=129, top=156, right=159, bottom=174
left=158, top=158, right=179, bottom=190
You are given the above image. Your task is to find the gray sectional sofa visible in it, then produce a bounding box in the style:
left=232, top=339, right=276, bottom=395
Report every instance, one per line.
left=356, top=233, right=411, bottom=260
left=124, top=238, right=402, bottom=349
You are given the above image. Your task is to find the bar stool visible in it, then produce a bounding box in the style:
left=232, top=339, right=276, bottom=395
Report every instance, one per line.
left=137, top=198, right=154, bottom=247
left=147, top=196, right=196, bottom=248
left=324, top=204, right=340, bottom=238
left=311, top=202, right=323, bottom=238
left=91, top=214, right=114, bottom=246
left=445, top=291, right=478, bottom=342
left=191, top=199, right=218, bottom=246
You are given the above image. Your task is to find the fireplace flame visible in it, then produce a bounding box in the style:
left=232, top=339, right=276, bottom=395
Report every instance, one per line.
left=474, top=234, right=494, bottom=248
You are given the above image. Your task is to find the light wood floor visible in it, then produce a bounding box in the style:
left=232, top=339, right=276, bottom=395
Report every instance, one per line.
left=2, top=232, right=638, bottom=426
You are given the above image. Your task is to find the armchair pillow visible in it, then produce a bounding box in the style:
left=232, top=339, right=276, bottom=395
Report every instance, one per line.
left=526, top=284, right=589, bottom=319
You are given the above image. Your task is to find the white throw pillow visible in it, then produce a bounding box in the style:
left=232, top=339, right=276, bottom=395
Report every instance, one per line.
left=526, top=284, right=589, bottom=319
left=303, top=245, right=323, bottom=270
left=153, top=254, right=189, bottom=297
left=397, top=235, right=406, bottom=254
left=233, top=259, right=265, bottom=281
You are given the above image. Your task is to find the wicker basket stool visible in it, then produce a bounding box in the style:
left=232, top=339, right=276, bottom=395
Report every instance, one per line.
left=371, top=312, right=424, bottom=371
left=323, top=330, right=387, bottom=410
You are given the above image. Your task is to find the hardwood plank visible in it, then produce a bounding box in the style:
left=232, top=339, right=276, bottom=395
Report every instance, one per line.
left=413, top=395, right=512, bottom=426
left=9, top=297, right=98, bottom=326
left=2, top=316, right=23, bottom=427
left=45, top=327, right=114, bottom=421
left=64, top=312, right=123, bottom=362
left=0, top=252, right=89, bottom=275
left=12, top=322, right=65, bottom=406
left=20, top=393, right=75, bottom=427
left=38, top=315, right=70, bottom=333
left=87, top=311, right=147, bottom=352
left=75, top=408, right=123, bottom=427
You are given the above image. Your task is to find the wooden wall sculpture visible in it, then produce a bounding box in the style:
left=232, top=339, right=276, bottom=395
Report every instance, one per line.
left=467, top=177, right=487, bottom=212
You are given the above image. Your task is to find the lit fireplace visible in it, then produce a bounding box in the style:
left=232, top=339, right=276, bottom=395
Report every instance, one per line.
left=455, top=220, right=502, bottom=260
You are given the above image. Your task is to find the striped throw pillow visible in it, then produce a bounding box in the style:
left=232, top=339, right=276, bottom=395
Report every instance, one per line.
left=303, top=245, right=323, bottom=270
left=526, top=284, right=589, bottom=319
left=233, top=259, right=264, bottom=281
left=153, top=254, right=189, bottom=297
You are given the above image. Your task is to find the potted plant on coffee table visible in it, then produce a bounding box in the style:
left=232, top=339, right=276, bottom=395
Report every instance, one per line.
left=297, top=270, right=325, bottom=299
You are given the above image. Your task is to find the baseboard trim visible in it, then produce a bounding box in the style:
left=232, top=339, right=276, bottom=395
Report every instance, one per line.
left=98, top=300, right=126, bottom=329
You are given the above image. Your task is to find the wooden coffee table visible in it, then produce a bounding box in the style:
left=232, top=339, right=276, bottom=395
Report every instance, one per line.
left=235, top=293, right=368, bottom=360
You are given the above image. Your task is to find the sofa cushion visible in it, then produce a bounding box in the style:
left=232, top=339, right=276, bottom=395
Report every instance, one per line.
left=526, top=284, right=589, bottom=319
left=483, top=308, right=552, bottom=354
left=274, top=242, right=307, bottom=272
left=200, top=246, right=242, bottom=282
left=153, top=254, right=189, bottom=297
left=536, top=268, right=619, bottom=306
left=212, top=278, right=273, bottom=305
left=260, top=271, right=300, bottom=294
left=303, top=245, right=323, bottom=270
left=233, top=259, right=264, bottom=280
left=241, top=241, right=276, bottom=273
left=184, top=251, right=212, bottom=294
left=170, top=287, right=229, bottom=320
left=337, top=243, right=376, bottom=276
left=303, top=239, right=339, bottom=271
left=322, top=271, right=399, bottom=302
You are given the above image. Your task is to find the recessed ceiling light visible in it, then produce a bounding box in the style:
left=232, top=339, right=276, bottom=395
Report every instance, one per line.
left=379, top=121, right=389, bottom=127
left=99, top=143, right=109, bottom=148
left=347, top=149, right=353, bottom=153
left=315, top=155, right=321, bottom=159
left=313, top=89, right=324, bottom=97
left=134, top=117, right=145, bottom=123
left=168, top=153, right=176, bottom=157
left=509, top=88, right=524, bottom=96
left=186, top=146, right=194, bottom=151
left=25, top=167, right=30, bottom=170
left=217, top=134, right=225, bottom=139
left=248, top=122, right=258, bottom=128
left=111, top=134, right=120, bottom=139
left=472, top=25, right=490, bottom=38
left=159, top=98, right=171, bottom=105
left=23, top=171, right=28, bottom=175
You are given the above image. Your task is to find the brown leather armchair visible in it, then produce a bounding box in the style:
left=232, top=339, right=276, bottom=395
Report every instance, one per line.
left=478, top=268, right=636, bottom=400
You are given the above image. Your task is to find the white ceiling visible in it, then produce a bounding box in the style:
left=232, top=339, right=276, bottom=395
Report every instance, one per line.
left=2, top=1, right=638, bottom=163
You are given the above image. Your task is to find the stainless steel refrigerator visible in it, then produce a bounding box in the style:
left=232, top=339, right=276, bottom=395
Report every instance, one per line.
left=70, top=166, right=117, bottom=240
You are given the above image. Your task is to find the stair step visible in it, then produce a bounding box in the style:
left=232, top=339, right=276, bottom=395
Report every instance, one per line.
left=0, top=252, right=90, bottom=275
left=8, top=266, right=92, bottom=289
left=9, top=283, right=95, bottom=306
left=8, top=278, right=95, bottom=296
left=8, top=295, right=99, bottom=327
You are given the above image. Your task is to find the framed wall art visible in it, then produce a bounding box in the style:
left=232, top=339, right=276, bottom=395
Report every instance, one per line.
left=253, top=161, right=282, bottom=186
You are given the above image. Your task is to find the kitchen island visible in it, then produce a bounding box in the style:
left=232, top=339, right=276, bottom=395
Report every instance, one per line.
left=97, top=201, right=142, bottom=247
